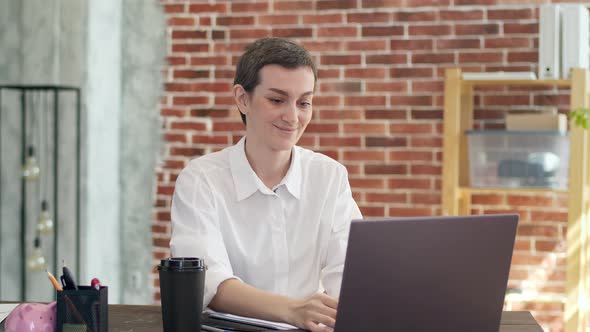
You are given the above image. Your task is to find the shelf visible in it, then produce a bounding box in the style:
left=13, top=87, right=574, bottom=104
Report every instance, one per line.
left=466, top=130, right=567, bottom=136
left=505, top=293, right=566, bottom=303
left=460, top=187, right=568, bottom=195
left=461, top=79, right=571, bottom=87
left=443, top=68, right=590, bottom=332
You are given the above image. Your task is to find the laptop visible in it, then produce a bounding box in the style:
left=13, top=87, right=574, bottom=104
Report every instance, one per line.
left=334, top=214, right=518, bottom=332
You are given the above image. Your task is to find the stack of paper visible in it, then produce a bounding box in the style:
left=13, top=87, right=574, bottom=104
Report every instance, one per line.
left=207, top=311, right=298, bottom=330
left=0, top=303, right=19, bottom=323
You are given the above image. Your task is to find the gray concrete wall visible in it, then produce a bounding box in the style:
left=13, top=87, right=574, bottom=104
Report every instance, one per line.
left=120, top=0, right=165, bottom=304
left=0, top=0, right=24, bottom=301
left=0, top=0, right=164, bottom=304
left=85, top=0, right=123, bottom=302
left=0, top=0, right=85, bottom=302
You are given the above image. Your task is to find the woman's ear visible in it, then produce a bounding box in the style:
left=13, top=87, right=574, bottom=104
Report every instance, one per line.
left=232, top=84, right=249, bottom=118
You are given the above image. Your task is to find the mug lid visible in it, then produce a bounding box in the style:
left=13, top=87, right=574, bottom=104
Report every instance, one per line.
left=158, top=257, right=206, bottom=271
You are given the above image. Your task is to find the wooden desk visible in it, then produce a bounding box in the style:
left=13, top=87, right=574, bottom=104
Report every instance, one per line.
left=109, top=304, right=544, bottom=332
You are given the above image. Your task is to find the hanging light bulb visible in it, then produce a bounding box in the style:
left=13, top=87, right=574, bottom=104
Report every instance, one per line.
left=22, top=146, right=40, bottom=180
left=37, top=200, right=54, bottom=235
left=27, top=236, right=46, bottom=272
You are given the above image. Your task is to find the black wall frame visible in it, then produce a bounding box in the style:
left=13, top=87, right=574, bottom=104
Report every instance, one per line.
left=0, top=85, right=81, bottom=300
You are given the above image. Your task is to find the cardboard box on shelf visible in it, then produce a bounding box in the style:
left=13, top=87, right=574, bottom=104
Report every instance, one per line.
left=505, top=113, right=567, bottom=132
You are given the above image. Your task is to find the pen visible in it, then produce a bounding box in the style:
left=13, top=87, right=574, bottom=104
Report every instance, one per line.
left=61, top=259, right=78, bottom=290
left=46, top=270, right=63, bottom=291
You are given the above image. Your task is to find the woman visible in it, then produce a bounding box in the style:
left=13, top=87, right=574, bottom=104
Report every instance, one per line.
left=170, top=37, right=362, bottom=332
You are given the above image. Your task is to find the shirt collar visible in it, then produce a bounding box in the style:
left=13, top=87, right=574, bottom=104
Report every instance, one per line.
left=229, top=136, right=302, bottom=201
left=280, top=144, right=302, bottom=199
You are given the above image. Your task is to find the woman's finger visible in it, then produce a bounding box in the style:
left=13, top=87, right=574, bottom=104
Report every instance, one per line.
left=305, top=320, right=325, bottom=332
left=312, top=304, right=337, bottom=319
left=317, top=293, right=338, bottom=309
left=308, top=311, right=336, bottom=328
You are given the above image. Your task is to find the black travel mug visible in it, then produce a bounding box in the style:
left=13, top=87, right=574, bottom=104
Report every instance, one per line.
left=158, top=257, right=207, bottom=332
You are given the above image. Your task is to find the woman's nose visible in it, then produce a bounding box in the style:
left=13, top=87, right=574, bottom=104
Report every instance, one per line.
left=282, top=103, right=298, bottom=123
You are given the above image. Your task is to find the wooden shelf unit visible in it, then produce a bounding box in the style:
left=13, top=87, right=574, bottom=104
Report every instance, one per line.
left=459, top=186, right=568, bottom=195
left=442, top=68, right=590, bottom=332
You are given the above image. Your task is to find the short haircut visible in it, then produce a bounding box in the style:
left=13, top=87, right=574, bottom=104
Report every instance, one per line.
left=233, top=37, right=318, bottom=124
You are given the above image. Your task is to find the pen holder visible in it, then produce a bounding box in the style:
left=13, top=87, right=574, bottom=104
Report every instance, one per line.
left=56, top=286, right=108, bottom=332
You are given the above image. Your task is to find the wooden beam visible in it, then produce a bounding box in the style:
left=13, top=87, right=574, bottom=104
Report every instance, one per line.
left=458, top=84, right=473, bottom=216
left=442, top=68, right=462, bottom=216
left=566, top=68, right=590, bottom=332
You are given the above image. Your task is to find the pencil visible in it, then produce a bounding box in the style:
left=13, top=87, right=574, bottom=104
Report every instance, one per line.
left=46, top=270, right=63, bottom=291
left=63, top=294, right=90, bottom=330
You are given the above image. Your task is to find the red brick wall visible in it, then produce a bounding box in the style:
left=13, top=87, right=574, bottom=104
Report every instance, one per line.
left=153, top=1, right=589, bottom=331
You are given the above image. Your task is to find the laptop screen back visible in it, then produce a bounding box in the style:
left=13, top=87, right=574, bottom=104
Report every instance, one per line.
left=335, top=214, right=518, bottom=332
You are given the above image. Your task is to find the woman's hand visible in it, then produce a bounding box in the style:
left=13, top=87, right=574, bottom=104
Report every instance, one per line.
left=286, top=293, right=338, bottom=332
left=210, top=280, right=338, bottom=331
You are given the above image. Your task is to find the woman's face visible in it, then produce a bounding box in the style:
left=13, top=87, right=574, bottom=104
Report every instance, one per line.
left=238, top=64, right=315, bottom=152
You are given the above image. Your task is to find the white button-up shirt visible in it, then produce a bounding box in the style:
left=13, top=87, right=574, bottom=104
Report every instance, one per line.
left=170, top=137, right=362, bottom=307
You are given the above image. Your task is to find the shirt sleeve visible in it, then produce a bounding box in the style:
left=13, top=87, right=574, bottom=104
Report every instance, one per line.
left=321, top=166, right=362, bottom=298
left=169, top=166, right=240, bottom=308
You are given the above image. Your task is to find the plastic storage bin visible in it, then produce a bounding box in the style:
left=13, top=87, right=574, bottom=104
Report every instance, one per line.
left=466, top=130, right=570, bottom=190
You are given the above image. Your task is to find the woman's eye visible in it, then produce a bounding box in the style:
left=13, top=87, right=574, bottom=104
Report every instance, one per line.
left=270, top=98, right=283, bottom=104
left=300, top=102, right=312, bottom=108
